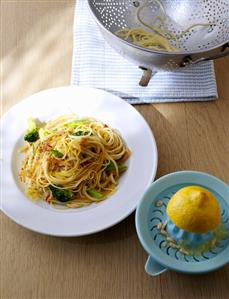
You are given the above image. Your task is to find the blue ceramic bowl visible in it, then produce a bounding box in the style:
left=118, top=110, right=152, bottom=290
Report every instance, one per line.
left=135, top=171, right=229, bottom=276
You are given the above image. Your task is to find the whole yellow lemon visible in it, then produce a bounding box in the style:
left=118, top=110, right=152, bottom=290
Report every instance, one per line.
left=166, top=186, right=221, bottom=233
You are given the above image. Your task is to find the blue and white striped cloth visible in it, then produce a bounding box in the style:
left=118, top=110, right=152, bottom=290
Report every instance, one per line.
left=71, top=0, right=218, bottom=104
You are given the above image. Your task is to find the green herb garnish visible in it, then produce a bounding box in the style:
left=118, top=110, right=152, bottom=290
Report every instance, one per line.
left=87, top=188, right=103, bottom=199
left=51, top=149, right=64, bottom=158
left=66, top=119, right=90, bottom=128
left=105, top=161, right=128, bottom=172
left=72, top=130, right=91, bottom=136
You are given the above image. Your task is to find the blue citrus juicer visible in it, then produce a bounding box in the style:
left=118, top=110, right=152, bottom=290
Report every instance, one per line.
left=135, top=171, right=229, bottom=275
left=166, top=219, right=214, bottom=248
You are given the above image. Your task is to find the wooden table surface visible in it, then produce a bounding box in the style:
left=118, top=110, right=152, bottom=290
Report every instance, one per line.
left=1, top=1, right=229, bottom=298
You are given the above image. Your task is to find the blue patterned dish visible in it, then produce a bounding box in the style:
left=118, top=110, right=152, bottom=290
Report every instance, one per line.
left=135, top=171, right=229, bottom=275
left=166, top=219, right=214, bottom=247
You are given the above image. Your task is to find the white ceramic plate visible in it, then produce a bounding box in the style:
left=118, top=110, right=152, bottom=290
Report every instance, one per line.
left=1, top=86, right=157, bottom=236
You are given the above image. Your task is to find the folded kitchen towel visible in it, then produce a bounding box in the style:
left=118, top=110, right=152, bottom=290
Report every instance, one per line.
left=71, top=0, right=218, bottom=104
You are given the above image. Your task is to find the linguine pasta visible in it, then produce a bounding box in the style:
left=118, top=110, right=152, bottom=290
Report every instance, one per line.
left=116, top=27, right=177, bottom=51
left=19, top=115, right=131, bottom=208
left=115, top=0, right=214, bottom=52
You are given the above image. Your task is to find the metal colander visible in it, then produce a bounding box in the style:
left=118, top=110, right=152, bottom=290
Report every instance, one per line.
left=135, top=171, right=229, bottom=275
left=88, top=0, right=229, bottom=85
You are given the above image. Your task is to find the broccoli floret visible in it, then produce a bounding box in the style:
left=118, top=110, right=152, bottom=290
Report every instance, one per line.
left=24, top=118, right=40, bottom=143
left=49, top=185, right=73, bottom=202
left=24, top=129, right=39, bottom=142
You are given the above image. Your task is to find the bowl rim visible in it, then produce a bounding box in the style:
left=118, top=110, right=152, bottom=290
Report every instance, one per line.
left=88, top=1, right=229, bottom=57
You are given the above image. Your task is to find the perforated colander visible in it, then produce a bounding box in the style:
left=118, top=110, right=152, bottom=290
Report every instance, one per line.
left=88, top=0, right=229, bottom=85
left=135, top=171, right=229, bottom=275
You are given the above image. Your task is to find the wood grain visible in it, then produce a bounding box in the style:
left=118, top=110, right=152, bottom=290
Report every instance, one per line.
left=1, top=1, right=229, bottom=299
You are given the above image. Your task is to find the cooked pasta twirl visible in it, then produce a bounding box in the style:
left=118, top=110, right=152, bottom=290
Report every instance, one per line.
left=19, top=115, right=131, bottom=208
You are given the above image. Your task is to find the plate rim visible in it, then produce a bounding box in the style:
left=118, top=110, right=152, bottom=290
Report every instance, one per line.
left=1, top=86, right=158, bottom=236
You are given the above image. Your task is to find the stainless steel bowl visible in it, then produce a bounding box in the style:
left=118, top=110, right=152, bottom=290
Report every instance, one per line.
left=88, top=0, right=229, bottom=85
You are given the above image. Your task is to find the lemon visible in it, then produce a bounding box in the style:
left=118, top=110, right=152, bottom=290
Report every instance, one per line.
left=166, top=186, right=221, bottom=233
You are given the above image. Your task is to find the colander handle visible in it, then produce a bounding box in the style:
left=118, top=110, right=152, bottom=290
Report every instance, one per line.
left=180, top=43, right=229, bottom=67
left=145, top=256, right=167, bottom=276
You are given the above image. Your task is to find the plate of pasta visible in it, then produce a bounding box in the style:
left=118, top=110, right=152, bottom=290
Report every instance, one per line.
left=1, top=86, right=157, bottom=236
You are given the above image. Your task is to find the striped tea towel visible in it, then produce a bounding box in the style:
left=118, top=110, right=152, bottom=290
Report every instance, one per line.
left=71, top=0, right=218, bottom=104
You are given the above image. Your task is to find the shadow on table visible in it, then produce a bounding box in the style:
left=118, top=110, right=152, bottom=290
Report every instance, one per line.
left=2, top=2, right=74, bottom=113
left=65, top=212, right=136, bottom=245
left=159, top=266, right=229, bottom=299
